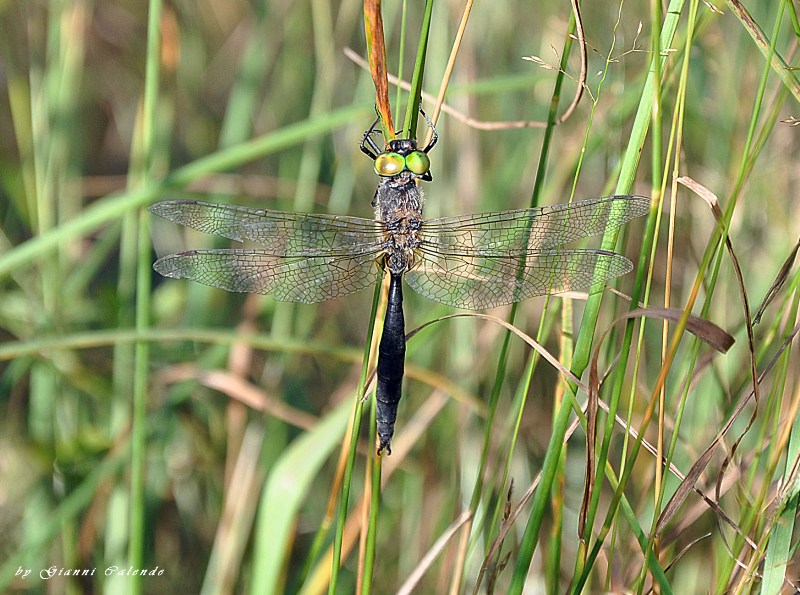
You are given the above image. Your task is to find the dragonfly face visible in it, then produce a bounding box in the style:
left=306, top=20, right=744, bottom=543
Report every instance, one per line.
left=150, top=113, right=649, bottom=454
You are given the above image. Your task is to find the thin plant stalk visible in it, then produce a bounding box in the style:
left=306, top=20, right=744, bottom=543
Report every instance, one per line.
left=636, top=0, right=700, bottom=589
left=329, top=281, right=383, bottom=594
left=568, top=1, right=688, bottom=589
left=128, top=0, right=163, bottom=589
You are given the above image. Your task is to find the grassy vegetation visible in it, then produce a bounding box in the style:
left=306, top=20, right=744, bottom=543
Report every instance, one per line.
left=1, top=0, right=799, bottom=593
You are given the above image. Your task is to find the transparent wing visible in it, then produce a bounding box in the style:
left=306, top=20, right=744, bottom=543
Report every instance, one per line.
left=406, top=249, right=633, bottom=309
left=154, top=249, right=383, bottom=303
left=150, top=200, right=387, bottom=302
left=419, top=195, right=649, bottom=256
left=150, top=200, right=385, bottom=256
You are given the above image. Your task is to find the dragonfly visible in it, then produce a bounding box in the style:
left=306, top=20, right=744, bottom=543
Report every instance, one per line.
left=150, top=114, right=649, bottom=454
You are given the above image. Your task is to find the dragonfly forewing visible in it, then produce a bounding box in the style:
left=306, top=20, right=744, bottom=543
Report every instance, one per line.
left=151, top=200, right=389, bottom=303
left=419, top=195, right=650, bottom=256
left=150, top=200, right=386, bottom=256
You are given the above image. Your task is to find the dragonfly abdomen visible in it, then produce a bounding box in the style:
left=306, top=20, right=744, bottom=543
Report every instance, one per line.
left=376, top=273, right=406, bottom=454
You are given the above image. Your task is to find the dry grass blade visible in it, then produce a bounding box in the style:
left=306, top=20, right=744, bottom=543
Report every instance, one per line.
left=426, top=0, right=474, bottom=134
left=395, top=510, right=473, bottom=595
left=753, top=236, right=800, bottom=324
left=363, top=0, right=394, bottom=137
left=154, top=364, right=319, bottom=429
left=407, top=312, right=585, bottom=389
left=676, top=176, right=760, bottom=511
left=655, top=321, right=800, bottom=535
left=203, top=422, right=265, bottom=592
left=580, top=306, right=735, bottom=534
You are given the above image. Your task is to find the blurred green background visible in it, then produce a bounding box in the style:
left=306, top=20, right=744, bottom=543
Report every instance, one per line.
left=1, top=0, right=799, bottom=593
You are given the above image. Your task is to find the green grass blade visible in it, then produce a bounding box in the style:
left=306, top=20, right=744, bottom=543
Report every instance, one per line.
left=401, top=0, right=434, bottom=137
left=249, top=400, right=352, bottom=595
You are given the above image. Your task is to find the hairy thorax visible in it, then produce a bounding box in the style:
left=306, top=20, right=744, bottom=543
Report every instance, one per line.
left=374, top=174, right=425, bottom=275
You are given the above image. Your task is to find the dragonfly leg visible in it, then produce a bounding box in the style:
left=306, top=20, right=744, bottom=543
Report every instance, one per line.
left=419, top=106, right=438, bottom=153
left=397, top=107, right=438, bottom=152
left=360, top=114, right=383, bottom=159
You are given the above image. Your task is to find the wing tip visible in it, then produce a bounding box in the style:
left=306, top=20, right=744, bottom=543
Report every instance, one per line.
left=153, top=253, right=184, bottom=279
left=148, top=199, right=201, bottom=217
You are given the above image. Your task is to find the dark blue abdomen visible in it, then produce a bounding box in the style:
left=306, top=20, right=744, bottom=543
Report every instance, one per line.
left=376, top=273, right=405, bottom=454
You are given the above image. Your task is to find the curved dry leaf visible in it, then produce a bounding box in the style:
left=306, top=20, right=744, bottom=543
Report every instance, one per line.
left=407, top=312, right=586, bottom=391
left=753, top=237, right=800, bottom=324
left=363, top=0, right=393, bottom=136
left=633, top=306, right=734, bottom=352
left=655, top=321, right=800, bottom=535
left=677, top=175, right=760, bottom=514
left=580, top=306, right=734, bottom=534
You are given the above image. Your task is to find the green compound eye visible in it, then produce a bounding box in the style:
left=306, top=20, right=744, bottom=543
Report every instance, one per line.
left=404, top=150, right=430, bottom=175
left=374, top=152, right=405, bottom=176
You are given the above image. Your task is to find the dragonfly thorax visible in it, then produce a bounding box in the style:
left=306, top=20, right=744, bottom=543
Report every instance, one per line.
left=374, top=176, right=424, bottom=222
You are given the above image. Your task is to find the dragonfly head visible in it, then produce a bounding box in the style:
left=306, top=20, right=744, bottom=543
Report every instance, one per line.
left=373, top=138, right=433, bottom=182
